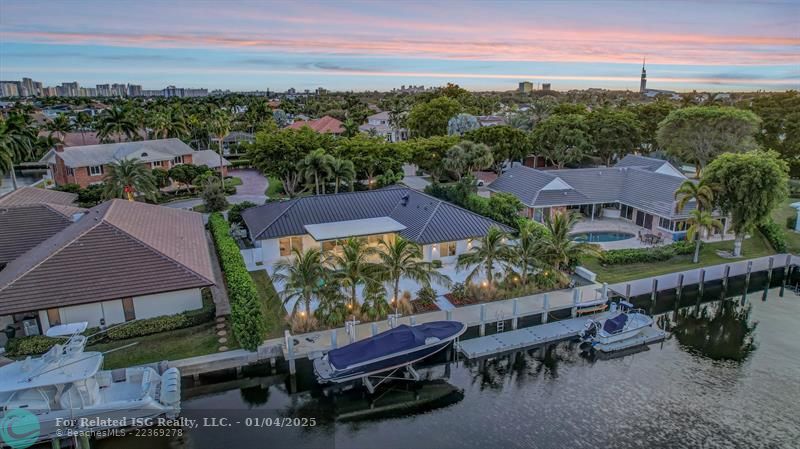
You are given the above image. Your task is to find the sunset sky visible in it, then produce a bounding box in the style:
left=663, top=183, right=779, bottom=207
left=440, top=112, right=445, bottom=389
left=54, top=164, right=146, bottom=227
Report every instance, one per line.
left=1, top=0, right=798, bottom=92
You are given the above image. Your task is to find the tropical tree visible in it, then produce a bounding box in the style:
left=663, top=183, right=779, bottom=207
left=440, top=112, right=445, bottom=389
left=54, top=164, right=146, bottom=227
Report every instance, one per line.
left=359, top=281, right=392, bottom=321
left=674, top=179, right=716, bottom=214
left=376, top=237, right=451, bottom=309
left=0, top=118, right=33, bottom=189
left=74, top=112, right=93, bottom=145
left=447, top=113, right=480, bottom=136
left=686, top=210, right=723, bottom=263
left=456, top=226, right=514, bottom=286
left=97, top=106, right=138, bottom=142
left=326, top=237, right=379, bottom=315
left=586, top=108, right=642, bottom=166
left=272, top=248, right=327, bottom=329
left=442, top=140, right=494, bottom=181
left=632, top=100, right=674, bottom=153
left=201, top=178, right=229, bottom=212
left=702, top=150, right=789, bottom=256
left=102, top=158, right=159, bottom=201
left=328, top=157, right=356, bottom=193
left=508, top=220, right=548, bottom=286
left=464, top=125, right=529, bottom=172
left=210, top=109, right=232, bottom=184
left=536, top=211, right=600, bottom=274
left=342, top=118, right=359, bottom=138
left=45, top=114, right=74, bottom=142
left=299, top=148, right=335, bottom=194
left=407, top=96, right=462, bottom=137
left=530, top=113, right=592, bottom=168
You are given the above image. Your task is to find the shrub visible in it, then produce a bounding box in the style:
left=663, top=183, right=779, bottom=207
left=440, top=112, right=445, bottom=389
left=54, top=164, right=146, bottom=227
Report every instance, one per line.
left=230, top=159, right=251, bottom=168
left=106, top=314, right=188, bottom=340
left=202, top=179, right=229, bottom=212
left=209, top=213, right=265, bottom=350
left=786, top=215, right=797, bottom=231
left=450, top=282, right=468, bottom=302
left=5, top=335, right=65, bottom=357
left=228, top=201, right=258, bottom=226
left=431, top=259, right=443, bottom=269
left=600, top=241, right=695, bottom=265
left=416, top=286, right=437, bottom=306
left=759, top=219, right=788, bottom=253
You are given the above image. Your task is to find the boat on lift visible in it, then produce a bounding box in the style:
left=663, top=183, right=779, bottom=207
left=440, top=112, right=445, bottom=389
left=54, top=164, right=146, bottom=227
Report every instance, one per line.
left=313, top=321, right=466, bottom=392
left=578, top=301, right=654, bottom=347
left=0, top=322, right=181, bottom=443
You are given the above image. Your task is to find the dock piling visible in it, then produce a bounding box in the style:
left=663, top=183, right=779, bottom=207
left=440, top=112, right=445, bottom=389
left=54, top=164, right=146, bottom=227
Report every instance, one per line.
left=446, top=310, right=453, bottom=321
left=649, top=279, right=658, bottom=314
left=676, top=274, right=684, bottom=302
left=371, top=323, right=378, bottom=336
left=721, top=265, right=731, bottom=299
left=479, top=304, right=486, bottom=336
left=698, top=269, right=706, bottom=300
left=285, top=330, right=296, bottom=375
left=742, top=261, right=753, bottom=303
left=541, top=294, right=550, bottom=324
left=512, top=299, right=519, bottom=330
left=571, top=289, right=580, bottom=318
left=780, top=254, right=791, bottom=297
left=330, top=329, right=337, bottom=349
left=410, top=317, right=416, bottom=326
left=625, top=283, right=631, bottom=299
left=763, top=257, right=774, bottom=301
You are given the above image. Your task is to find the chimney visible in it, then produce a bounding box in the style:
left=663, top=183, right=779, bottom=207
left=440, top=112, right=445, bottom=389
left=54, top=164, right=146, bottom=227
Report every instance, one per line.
left=55, top=143, right=64, bottom=153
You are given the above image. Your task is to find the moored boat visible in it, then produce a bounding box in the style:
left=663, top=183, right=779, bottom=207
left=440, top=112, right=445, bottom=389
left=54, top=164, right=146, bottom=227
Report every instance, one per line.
left=313, top=321, right=466, bottom=388
left=579, top=301, right=653, bottom=347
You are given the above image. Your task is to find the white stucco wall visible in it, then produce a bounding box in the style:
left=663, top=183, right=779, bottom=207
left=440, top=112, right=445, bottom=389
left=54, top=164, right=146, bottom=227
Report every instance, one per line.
left=426, top=239, right=470, bottom=264
left=132, top=288, right=203, bottom=320
left=38, top=298, right=126, bottom=332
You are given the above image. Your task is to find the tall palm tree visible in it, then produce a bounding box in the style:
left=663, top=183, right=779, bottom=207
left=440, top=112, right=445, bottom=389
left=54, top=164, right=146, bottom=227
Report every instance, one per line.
left=686, top=210, right=723, bottom=263
left=102, top=158, right=158, bottom=201
left=674, top=179, right=716, bottom=213
left=0, top=118, right=33, bottom=189
left=45, top=114, right=73, bottom=142
left=376, top=237, right=451, bottom=310
left=508, top=220, right=544, bottom=286
left=272, top=248, right=327, bottom=330
left=97, top=106, right=137, bottom=142
left=74, top=112, right=93, bottom=145
left=299, top=148, right=334, bottom=195
left=342, top=119, right=359, bottom=138
left=166, top=106, right=189, bottom=139
left=456, top=226, right=514, bottom=286
left=147, top=109, right=171, bottom=139
left=329, top=158, right=356, bottom=193
left=326, top=237, right=379, bottom=316
left=211, top=109, right=232, bottom=184
left=537, top=211, right=600, bottom=274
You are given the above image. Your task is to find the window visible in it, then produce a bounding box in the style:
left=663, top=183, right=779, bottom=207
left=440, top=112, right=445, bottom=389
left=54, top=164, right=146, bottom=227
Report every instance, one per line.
left=152, top=160, right=163, bottom=167
left=47, top=308, right=62, bottom=326
left=122, top=297, right=136, bottom=322
left=88, top=165, right=104, bottom=176
left=321, top=239, right=341, bottom=252
left=440, top=241, right=457, bottom=257
left=172, top=155, right=185, bottom=165
left=659, top=217, right=671, bottom=230
left=620, top=204, right=634, bottom=220
left=67, top=167, right=75, bottom=176
left=279, top=236, right=303, bottom=256
left=673, top=220, right=688, bottom=232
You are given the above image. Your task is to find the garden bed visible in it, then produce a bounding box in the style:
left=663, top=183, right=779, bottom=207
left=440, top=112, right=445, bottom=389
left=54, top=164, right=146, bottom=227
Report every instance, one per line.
left=444, top=293, right=481, bottom=307
left=412, top=300, right=440, bottom=314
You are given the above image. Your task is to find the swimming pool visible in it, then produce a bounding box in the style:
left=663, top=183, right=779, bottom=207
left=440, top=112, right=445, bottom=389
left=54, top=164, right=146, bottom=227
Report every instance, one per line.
left=571, top=231, right=636, bottom=243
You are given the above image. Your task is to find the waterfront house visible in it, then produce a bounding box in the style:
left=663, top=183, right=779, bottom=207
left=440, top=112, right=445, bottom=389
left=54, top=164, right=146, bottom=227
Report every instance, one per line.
left=241, top=186, right=513, bottom=265
left=287, top=115, right=345, bottom=135
left=358, top=111, right=408, bottom=142
left=0, top=199, right=216, bottom=342
left=39, top=138, right=230, bottom=188
left=488, top=155, right=727, bottom=241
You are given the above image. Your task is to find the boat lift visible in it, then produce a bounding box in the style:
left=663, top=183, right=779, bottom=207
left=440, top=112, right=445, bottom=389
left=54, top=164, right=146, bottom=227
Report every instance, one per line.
left=362, top=364, right=421, bottom=394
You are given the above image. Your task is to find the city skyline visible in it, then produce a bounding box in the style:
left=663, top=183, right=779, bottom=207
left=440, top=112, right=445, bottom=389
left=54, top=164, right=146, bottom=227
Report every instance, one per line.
left=1, top=0, right=798, bottom=92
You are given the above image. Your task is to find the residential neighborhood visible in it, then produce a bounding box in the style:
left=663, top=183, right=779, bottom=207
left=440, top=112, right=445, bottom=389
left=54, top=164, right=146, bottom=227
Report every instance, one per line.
left=0, top=1, right=797, bottom=448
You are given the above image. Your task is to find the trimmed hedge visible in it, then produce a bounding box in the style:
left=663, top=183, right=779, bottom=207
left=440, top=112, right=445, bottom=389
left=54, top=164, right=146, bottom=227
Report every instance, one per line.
left=208, top=213, right=266, bottom=350
left=5, top=335, right=66, bottom=357
left=600, top=241, right=696, bottom=265
left=759, top=219, right=788, bottom=253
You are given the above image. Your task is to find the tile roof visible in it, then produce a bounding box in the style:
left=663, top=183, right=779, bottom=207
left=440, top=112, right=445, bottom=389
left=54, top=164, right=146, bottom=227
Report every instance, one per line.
left=0, top=205, right=78, bottom=266
left=241, top=187, right=512, bottom=245
left=0, top=200, right=215, bottom=315
left=39, top=138, right=194, bottom=168
left=287, top=115, right=345, bottom=134
left=192, top=150, right=231, bottom=168
left=0, top=187, right=78, bottom=207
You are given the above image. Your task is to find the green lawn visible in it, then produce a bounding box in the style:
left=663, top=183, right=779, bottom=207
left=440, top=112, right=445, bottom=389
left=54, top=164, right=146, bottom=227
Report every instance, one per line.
left=226, top=176, right=243, bottom=187
left=582, top=232, right=776, bottom=284
left=87, top=322, right=230, bottom=370
left=250, top=270, right=288, bottom=338
left=265, top=176, right=284, bottom=198
left=771, top=197, right=800, bottom=253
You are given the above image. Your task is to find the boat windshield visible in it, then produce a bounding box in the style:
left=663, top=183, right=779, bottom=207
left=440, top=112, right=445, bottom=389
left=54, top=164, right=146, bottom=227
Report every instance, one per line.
left=328, top=325, right=427, bottom=370
left=603, top=313, right=629, bottom=334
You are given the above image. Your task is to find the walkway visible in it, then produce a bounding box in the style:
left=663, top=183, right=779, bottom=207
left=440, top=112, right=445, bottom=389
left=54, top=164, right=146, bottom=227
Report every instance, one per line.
left=206, top=232, right=231, bottom=316
left=434, top=295, right=455, bottom=311
left=608, top=253, right=794, bottom=298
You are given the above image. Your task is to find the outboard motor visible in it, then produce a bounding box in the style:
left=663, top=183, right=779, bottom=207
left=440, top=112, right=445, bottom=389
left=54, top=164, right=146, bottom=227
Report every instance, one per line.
left=579, top=320, right=599, bottom=342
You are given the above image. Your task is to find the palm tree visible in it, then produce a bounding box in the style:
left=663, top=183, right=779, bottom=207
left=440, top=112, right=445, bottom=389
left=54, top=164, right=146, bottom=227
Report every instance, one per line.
left=0, top=118, right=33, bottom=189
left=166, top=107, right=189, bottom=139
left=272, top=248, right=327, bottom=329
left=674, top=179, right=716, bottom=213
left=686, top=210, right=723, bottom=263
left=299, top=148, right=334, bottom=195
left=359, top=281, right=392, bottom=321
left=456, top=227, right=514, bottom=286
left=147, top=109, right=171, bottom=139
left=211, top=109, right=232, bottom=184
left=102, top=158, right=159, bottom=201
left=537, top=211, right=600, bottom=274
left=342, top=119, right=359, bottom=137
left=508, top=220, right=544, bottom=286
left=45, top=114, right=73, bottom=142
left=74, top=112, right=93, bottom=145
left=97, top=106, right=137, bottom=142
left=376, top=237, right=451, bottom=311
left=326, top=237, right=379, bottom=316
left=329, top=158, right=356, bottom=193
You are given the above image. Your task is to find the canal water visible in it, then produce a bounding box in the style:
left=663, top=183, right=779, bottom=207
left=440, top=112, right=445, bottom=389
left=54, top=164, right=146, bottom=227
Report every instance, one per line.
left=96, top=283, right=799, bottom=449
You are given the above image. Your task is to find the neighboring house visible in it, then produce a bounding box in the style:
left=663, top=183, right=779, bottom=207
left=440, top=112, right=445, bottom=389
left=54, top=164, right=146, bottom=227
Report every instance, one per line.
left=358, top=111, right=408, bottom=142
left=476, top=115, right=507, bottom=127
left=0, top=188, right=85, bottom=268
left=0, top=199, right=216, bottom=341
left=287, top=115, right=345, bottom=135
left=241, top=186, right=512, bottom=265
left=488, top=155, right=727, bottom=240
left=39, top=138, right=230, bottom=187
left=221, top=131, right=254, bottom=154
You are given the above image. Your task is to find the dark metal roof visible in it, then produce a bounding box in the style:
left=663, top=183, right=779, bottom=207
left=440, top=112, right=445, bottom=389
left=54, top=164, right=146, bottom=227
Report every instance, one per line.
left=0, top=205, right=75, bottom=265
left=614, top=154, right=669, bottom=171
left=485, top=165, right=557, bottom=205
left=241, top=187, right=512, bottom=245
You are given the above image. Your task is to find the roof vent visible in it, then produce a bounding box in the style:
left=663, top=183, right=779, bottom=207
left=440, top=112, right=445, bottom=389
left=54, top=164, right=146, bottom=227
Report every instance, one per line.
left=141, top=152, right=148, bottom=157
left=400, top=194, right=409, bottom=206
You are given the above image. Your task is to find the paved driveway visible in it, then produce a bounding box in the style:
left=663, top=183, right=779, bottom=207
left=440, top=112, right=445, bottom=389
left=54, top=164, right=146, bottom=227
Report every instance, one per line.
left=228, top=169, right=269, bottom=204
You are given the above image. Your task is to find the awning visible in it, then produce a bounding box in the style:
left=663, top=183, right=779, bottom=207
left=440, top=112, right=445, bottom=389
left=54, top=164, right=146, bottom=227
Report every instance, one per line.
left=304, top=217, right=406, bottom=241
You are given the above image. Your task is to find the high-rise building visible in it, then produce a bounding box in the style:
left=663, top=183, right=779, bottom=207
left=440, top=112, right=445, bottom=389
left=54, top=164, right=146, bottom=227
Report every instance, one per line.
left=542, top=83, right=551, bottom=91
left=639, top=58, right=647, bottom=93
left=0, top=81, right=21, bottom=97
left=61, top=82, right=79, bottom=97
left=21, top=78, right=35, bottom=96
left=96, top=84, right=110, bottom=96
left=518, top=81, right=533, bottom=93
left=127, top=84, right=142, bottom=97
left=33, top=81, right=43, bottom=96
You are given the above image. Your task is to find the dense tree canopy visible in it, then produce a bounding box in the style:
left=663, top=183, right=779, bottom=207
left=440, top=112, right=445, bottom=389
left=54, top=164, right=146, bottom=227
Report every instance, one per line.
left=530, top=113, right=592, bottom=168
left=464, top=125, right=528, bottom=172
left=407, top=96, right=462, bottom=138
left=586, top=108, right=642, bottom=165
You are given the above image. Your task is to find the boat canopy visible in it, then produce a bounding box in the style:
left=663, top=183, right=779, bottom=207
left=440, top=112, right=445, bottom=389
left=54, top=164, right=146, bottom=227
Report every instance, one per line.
left=328, top=325, right=427, bottom=371
left=0, top=352, right=103, bottom=393
left=603, top=313, right=629, bottom=334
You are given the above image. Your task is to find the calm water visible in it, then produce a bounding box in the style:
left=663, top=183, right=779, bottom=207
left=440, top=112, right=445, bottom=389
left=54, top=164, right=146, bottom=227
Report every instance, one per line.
left=571, top=231, right=636, bottom=243
left=96, top=285, right=800, bottom=449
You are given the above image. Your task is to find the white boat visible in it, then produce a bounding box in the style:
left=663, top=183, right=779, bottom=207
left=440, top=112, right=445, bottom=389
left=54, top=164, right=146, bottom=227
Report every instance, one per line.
left=0, top=323, right=181, bottom=443
left=579, top=301, right=654, bottom=346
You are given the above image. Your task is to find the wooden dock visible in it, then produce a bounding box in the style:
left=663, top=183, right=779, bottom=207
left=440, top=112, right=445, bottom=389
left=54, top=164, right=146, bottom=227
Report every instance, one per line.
left=457, top=314, right=606, bottom=359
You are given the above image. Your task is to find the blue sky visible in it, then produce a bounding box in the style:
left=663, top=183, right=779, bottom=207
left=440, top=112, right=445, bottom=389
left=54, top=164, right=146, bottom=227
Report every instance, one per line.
left=0, top=0, right=798, bottom=92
